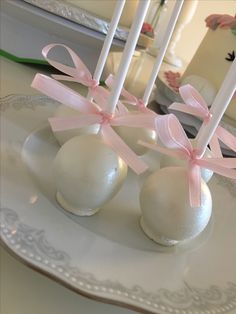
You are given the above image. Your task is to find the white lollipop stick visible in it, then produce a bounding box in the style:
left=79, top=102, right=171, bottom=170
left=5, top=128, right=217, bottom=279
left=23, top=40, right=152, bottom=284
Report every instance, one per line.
left=196, top=58, right=236, bottom=157
left=142, top=0, right=184, bottom=105
left=92, top=0, right=126, bottom=83
left=87, top=0, right=126, bottom=100
left=106, top=0, right=151, bottom=114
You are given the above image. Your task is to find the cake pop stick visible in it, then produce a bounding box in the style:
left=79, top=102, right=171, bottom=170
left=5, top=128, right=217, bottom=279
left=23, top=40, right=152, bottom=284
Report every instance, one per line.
left=169, top=84, right=236, bottom=157
left=87, top=0, right=126, bottom=100
left=196, top=58, right=236, bottom=157
left=105, top=0, right=151, bottom=115
left=40, top=0, right=124, bottom=90
left=142, top=0, right=184, bottom=105
left=106, top=0, right=184, bottom=109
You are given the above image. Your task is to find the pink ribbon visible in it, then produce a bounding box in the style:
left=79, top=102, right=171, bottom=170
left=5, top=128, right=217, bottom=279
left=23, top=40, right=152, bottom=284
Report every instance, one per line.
left=169, top=85, right=236, bottom=157
left=42, top=44, right=98, bottom=88
left=41, top=44, right=153, bottom=124
left=31, top=73, right=153, bottom=174
left=105, top=74, right=157, bottom=117
left=139, top=114, right=236, bottom=207
left=205, top=14, right=236, bottom=30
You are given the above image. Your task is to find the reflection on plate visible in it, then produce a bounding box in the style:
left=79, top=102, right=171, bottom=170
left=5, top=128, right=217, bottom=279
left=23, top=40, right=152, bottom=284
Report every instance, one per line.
left=1, top=95, right=236, bottom=314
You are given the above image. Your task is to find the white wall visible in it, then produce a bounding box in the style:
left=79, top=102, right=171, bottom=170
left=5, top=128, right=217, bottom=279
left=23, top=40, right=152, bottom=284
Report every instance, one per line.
left=173, top=0, right=235, bottom=62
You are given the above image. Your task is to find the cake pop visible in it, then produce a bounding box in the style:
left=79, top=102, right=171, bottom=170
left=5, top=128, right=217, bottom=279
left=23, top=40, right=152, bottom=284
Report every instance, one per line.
left=53, top=134, right=127, bottom=216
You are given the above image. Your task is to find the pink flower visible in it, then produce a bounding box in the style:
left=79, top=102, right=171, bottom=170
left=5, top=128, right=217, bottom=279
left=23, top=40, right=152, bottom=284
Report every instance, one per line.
left=205, top=14, right=236, bottom=30
left=141, top=22, right=154, bottom=37
left=164, top=71, right=181, bottom=92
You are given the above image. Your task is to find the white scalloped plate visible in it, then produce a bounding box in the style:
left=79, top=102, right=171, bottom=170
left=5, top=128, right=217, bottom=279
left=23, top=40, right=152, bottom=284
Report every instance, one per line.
left=1, top=95, right=236, bottom=314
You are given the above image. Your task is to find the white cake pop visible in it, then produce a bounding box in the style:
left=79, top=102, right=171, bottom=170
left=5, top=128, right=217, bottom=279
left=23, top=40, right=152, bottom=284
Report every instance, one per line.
left=113, top=125, right=157, bottom=155
left=160, top=139, right=214, bottom=183
left=53, top=105, right=100, bottom=145
left=53, top=134, right=127, bottom=216
left=140, top=167, right=212, bottom=246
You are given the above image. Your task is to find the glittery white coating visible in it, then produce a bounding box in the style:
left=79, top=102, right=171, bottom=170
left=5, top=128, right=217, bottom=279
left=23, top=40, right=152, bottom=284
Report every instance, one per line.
left=139, top=167, right=212, bottom=246
left=53, top=105, right=100, bottom=146
left=113, top=125, right=157, bottom=155
left=53, top=134, right=127, bottom=216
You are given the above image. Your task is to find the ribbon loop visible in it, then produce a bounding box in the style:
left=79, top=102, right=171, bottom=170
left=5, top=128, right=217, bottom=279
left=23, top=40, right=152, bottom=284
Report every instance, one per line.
left=105, top=74, right=137, bottom=105
left=179, top=85, right=209, bottom=113
left=156, top=114, right=192, bottom=156
left=169, top=84, right=236, bottom=157
left=101, top=124, right=148, bottom=175
left=31, top=74, right=97, bottom=113
left=42, top=44, right=97, bottom=87
left=105, top=74, right=155, bottom=115
left=31, top=71, right=149, bottom=174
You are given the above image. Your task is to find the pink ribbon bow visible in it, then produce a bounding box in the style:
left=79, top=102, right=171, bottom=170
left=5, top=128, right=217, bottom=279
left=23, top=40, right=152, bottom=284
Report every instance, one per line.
left=139, top=114, right=236, bottom=207
left=169, top=84, right=236, bottom=157
left=105, top=74, right=157, bottom=118
left=31, top=73, right=154, bottom=174
left=42, top=44, right=98, bottom=88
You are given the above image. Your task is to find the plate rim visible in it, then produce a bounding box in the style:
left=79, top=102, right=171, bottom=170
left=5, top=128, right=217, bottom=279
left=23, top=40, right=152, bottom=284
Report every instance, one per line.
left=1, top=206, right=236, bottom=314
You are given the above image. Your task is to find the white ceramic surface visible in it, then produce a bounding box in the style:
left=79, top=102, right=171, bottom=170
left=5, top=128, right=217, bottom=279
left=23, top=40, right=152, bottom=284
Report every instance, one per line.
left=1, top=95, right=236, bottom=314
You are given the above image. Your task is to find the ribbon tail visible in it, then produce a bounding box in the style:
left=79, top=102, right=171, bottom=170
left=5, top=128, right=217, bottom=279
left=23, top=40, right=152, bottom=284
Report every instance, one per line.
left=52, top=73, right=94, bottom=87
left=138, top=141, right=186, bottom=160
left=197, top=159, right=236, bottom=177
left=101, top=125, right=148, bottom=175
left=143, top=107, right=157, bottom=116
left=105, top=74, right=137, bottom=103
left=216, top=125, right=236, bottom=153
left=117, top=101, right=129, bottom=115
left=209, top=134, right=222, bottom=157
left=122, top=100, right=137, bottom=107
left=105, top=74, right=114, bottom=88
left=169, top=103, right=205, bottom=119
left=188, top=164, right=201, bottom=208
left=112, top=113, right=156, bottom=130
left=31, top=74, right=96, bottom=113
left=51, top=74, right=79, bottom=82
left=49, top=115, right=100, bottom=132
left=89, top=86, right=111, bottom=111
